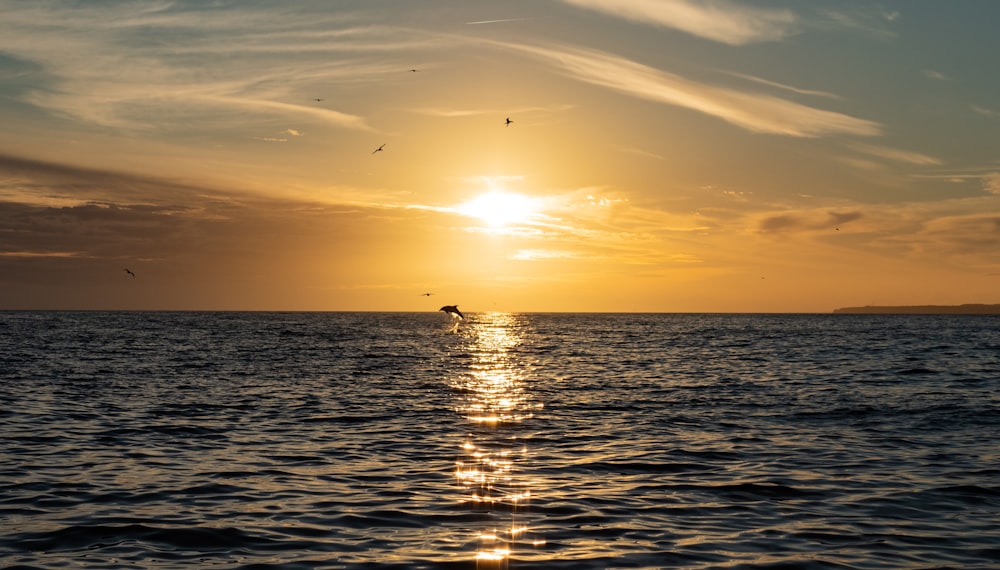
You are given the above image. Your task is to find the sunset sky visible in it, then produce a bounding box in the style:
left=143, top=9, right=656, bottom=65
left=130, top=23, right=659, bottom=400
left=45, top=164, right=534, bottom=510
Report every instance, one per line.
left=2, top=1, right=998, bottom=312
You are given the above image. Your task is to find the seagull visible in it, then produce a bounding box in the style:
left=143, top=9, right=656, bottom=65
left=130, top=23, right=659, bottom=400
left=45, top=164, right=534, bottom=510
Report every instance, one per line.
left=313, top=98, right=324, bottom=102
left=372, top=143, right=385, bottom=154
left=440, top=305, right=464, bottom=319
left=505, top=117, right=513, bottom=126
left=420, top=292, right=434, bottom=296
left=124, top=268, right=135, bottom=278
left=408, top=69, right=419, bottom=72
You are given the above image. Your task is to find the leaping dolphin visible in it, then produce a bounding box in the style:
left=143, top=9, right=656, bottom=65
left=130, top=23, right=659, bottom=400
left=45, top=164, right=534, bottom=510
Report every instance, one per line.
left=440, top=305, right=464, bottom=319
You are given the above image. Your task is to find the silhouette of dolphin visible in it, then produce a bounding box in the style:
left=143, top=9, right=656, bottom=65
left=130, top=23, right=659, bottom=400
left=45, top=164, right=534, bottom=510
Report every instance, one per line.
left=440, top=305, right=464, bottom=319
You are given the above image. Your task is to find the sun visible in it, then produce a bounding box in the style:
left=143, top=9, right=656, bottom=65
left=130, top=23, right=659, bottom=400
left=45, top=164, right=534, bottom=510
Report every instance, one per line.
left=456, top=191, right=540, bottom=228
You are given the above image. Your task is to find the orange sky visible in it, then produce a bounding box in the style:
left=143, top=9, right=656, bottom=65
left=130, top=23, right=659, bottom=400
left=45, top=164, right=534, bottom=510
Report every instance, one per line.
left=1, top=1, right=999, bottom=312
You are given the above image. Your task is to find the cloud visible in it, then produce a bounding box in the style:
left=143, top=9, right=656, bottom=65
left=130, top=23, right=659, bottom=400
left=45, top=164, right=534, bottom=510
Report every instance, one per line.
left=0, top=152, right=407, bottom=276
left=973, top=105, right=1000, bottom=119
left=500, top=42, right=881, bottom=137
left=758, top=210, right=863, bottom=233
left=818, top=9, right=897, bottom=40
left=759, top=214, right=800, bottom=232
left=909, top=168, right=1000, bottom=195
left=829, top=211, right=863, bottom=226
left=620, top=147, right=664, bottom=160
left=411, top=108, right=492, bottom=118
left=0, top=250, right=88, bottom=258
left=721, top=71, right=842, bottom=100
left=746, top=199, right=1000, bottom=272
left=253, top=128, right=305, bottom=142
left=557, top=0, right=798, bottom=45
left=410, top=104, right=574, bottom=119
left=465, top=17, right=546, bottom=26
left=0, top=153, right=212, bottom=207
left=910, top=213, right=1000, bottom=265
left=511, top=249, right=580, bottom=261
left=851, top=143, right=942, bottom=166
left=983, top=173, right=1000, bottom=195
left=0, top=3, right=412, bottom=131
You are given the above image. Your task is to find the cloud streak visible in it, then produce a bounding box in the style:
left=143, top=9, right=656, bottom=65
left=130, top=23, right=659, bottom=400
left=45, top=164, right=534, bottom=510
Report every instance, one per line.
left=0, top=3, right=418, bottom=131
left=852, top=143, right=942, bottom=166
left=557, top=0, right=798, bottom=45
left=500, top=42, right=880, bottom=137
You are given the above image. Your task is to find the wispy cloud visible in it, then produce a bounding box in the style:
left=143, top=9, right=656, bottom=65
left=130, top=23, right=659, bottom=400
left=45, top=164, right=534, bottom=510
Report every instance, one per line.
left=0, top=153, right=213, bottom=207
left=620, top=147, right=664, bottom=160
left=410, top=104, right=574, bottom=119
left=818, top=8, right=898, bottom=40
left=722, top=71, right=842, bottom=100
left=910, top=167, right=1000, bottom=193
left=748, top=198, right=1000, bottom=271
left=973, top=105, right=1000, bottom=119
left=0, top=3, right=423, bottom=131
left=0, top=250, right=89, bottom=258
left=511, top=249, right=581, bottom=261
left=851, top=143, right=942, bottom=166
left=499, top=42, right=880, bottom=137
left=410, top=108, right=491, bottom=118
left=983, top=173, right=1000, bottom=195
left=557, top=0, right=798, bottom=45
left=923, top=69, right=949, bottom=81
left=466, top=17, right=547, bottom=26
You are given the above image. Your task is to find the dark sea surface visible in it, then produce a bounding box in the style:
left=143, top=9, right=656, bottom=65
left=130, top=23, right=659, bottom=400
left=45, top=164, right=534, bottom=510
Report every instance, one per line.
left=1, top=311, right=998, bottom=569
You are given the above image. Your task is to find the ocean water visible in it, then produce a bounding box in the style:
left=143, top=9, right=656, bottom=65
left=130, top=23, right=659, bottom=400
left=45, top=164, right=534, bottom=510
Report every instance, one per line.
left=1, top=311, right=998, bottom=570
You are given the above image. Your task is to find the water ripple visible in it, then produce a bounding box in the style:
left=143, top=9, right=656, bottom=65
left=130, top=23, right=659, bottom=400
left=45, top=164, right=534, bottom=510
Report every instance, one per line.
left=1, top=312, right=998, bottom=568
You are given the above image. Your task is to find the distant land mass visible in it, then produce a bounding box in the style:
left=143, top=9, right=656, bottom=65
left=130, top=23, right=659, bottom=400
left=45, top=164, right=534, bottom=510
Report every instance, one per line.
left=833, top=304, right=1000, bottom=315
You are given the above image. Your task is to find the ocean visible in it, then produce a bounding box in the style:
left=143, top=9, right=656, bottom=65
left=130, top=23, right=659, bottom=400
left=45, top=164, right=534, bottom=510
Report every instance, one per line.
left=1, top=311, right=998, bottom=569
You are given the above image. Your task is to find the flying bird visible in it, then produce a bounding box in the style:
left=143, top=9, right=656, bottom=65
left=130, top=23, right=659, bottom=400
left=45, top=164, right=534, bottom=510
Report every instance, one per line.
left=408, top=69, right=419, bottom=72
left=124, top=268, right=135, bottom=278
left=313, top=98, right=324, bottom=102
left=420, top=292, right=434, bottom=296
left=440, top=305, right=464, bottom=319
left=505, top=117, right=513, bottom=126
left=372, top=143, right=385, bottom=154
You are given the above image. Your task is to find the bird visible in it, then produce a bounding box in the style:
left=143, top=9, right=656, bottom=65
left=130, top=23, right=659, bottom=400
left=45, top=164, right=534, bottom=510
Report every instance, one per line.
left=124, top=268, right=135, bottom=278
left=505, top=117, right=513, bottom=126
left=408, top=69, right=419, bottom=72
left=372, top=143, right=385, bottom=154
left=440, top=305, right=464, bottom=319
left=420, top=292, right=434, bottom=296
left=313, top=98, right=324, bottom=102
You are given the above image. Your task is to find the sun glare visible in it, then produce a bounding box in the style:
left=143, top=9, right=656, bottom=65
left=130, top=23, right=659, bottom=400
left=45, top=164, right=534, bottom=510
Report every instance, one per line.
left=457, top=191, right=540, bottom=228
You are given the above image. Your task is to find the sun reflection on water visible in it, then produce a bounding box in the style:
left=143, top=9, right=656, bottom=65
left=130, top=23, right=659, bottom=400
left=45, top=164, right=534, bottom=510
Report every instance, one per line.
left=450, top=312, right=545, bottom=567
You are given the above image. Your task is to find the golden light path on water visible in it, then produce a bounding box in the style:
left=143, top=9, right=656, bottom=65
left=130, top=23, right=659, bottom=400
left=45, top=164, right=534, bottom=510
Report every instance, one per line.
left=450, top=312, right=545, bottom=568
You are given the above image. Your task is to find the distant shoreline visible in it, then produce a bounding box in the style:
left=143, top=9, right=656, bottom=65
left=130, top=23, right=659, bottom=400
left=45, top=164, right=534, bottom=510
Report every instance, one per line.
left=833, top=304, right=1000, bottom=315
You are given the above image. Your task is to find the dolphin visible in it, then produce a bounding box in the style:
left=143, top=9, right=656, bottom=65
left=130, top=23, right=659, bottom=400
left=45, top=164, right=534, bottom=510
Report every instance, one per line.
left=440, top=305, right=464, bottom=319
